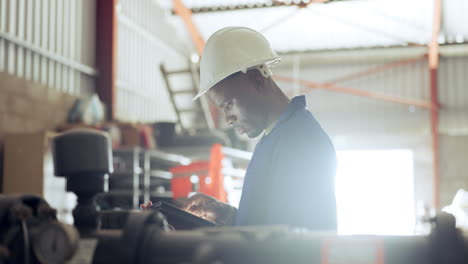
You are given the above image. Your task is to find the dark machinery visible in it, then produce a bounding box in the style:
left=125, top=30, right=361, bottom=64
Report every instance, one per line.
left=0, top=195, right=79, bottom=264
left=93, top=210, right=468, bottom=264
left=1, top=129, right=467, bottom=263
left=1, top=195, right=467, bottom=263
left=53, top=128, right=113, bottom=235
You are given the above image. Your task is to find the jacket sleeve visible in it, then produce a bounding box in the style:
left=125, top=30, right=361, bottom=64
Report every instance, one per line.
left=263, top=124, right=337, bottom=231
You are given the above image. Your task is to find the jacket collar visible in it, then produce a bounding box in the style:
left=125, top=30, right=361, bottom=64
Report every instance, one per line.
left=263, top=95, right=306, bottom=137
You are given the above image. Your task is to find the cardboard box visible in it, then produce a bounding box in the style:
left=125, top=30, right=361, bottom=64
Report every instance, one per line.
left=118, top=123, right=141, bottom=148
left=2, top=131, right=75, bottom=223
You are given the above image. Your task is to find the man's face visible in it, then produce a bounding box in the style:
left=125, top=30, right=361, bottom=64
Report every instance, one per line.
left=208, top=73, right=268, bottom=138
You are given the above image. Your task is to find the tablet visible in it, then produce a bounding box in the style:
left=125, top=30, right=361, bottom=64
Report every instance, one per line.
left=151, top=201, right=216, bottom=230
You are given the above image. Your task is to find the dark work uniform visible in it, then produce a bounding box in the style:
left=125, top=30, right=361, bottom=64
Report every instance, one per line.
left=234, top=95, right=337, bottom=231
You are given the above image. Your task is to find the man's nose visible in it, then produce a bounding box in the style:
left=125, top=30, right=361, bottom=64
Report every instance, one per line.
left=225, top=114, right=236, bottom=125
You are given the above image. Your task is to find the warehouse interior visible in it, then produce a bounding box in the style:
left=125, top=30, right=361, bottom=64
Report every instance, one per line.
left=0, top=0, right=468, bottom=263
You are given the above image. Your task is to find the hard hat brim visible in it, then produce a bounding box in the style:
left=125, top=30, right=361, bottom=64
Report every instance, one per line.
left=193, top=58, right=281, bottom=101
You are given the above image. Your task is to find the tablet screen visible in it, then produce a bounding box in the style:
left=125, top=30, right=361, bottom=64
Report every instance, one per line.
left=151, top=201, right=216, bottom=230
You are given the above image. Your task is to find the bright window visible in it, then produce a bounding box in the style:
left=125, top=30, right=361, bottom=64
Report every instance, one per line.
left=335, top=149, right=415, bottom=235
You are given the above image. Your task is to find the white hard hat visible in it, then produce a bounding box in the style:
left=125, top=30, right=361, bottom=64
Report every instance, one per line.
left=194, top=27, right=281, bottom=100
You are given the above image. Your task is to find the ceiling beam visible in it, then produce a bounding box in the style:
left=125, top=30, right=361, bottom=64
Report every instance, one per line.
left=428, top=0, right=442, bottom=209
left=172, top=0, right=220, bottom=129
left=324, top=55, right=425, bottom=84
left=172, top=0, right=205, bottom=55
left=274, top=74, right=433, bottom=109
left=171, top=0, right=343, bottom=14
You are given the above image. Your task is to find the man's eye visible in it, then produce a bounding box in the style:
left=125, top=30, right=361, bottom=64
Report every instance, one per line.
left=225, top=101, right=233, bottom=111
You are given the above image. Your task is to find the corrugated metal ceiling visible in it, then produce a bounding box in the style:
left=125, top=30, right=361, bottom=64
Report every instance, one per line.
left=161, top=0, right=468, bottom=53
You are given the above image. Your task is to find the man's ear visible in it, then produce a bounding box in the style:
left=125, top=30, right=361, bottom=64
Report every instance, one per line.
left=246, top=69, right=265, bottom=92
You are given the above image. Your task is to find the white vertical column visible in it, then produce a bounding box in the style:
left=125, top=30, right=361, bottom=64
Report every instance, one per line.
left=55, top=0, right=63, bottom=90
left=70, top=0, right=78, bottom=94
left=62, top=0, right=70, bottom=92
left=40, top=0, right=49, bottom=85
left=33, top=0, right=41, bottom=82
left=145, top=3, right=150, bottom=121
left=25, top=0, right=34, bottom=80
left=74, top=0, right=82, bottom=95
left=48, top=0, right=56, bottom=88
left=7, top=0, right=17, bottom=74
left=123, top=25, right=128, bottom=85
left=144, top=41, right=149, bottom=121
left=0, top=0, right=7, bottom=71
left=16, top=0, right=25, bottom=77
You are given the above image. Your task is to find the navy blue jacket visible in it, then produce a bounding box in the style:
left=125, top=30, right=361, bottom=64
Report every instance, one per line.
left=234, top=95, right=337, bottom=231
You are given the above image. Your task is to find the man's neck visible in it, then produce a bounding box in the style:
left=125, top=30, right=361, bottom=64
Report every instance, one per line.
left=264, top=83, right=290, bottom=133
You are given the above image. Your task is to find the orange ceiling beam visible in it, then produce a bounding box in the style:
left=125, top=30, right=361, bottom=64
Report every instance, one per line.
left=325, top=55, right=425, bottom=84
left=274, top=55, right=431, bottom=109
left=172, top=0, right=220, bottom=128
left=274, top=74, right=433, bottom=109
left=172, top=0, right=205, bottom=55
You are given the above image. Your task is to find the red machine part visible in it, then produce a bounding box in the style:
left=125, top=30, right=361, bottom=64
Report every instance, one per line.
left=170, top=144, right=227, bottom=202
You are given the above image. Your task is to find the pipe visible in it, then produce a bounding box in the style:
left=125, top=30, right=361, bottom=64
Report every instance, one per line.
left=428, top=0, right=442, bottom=209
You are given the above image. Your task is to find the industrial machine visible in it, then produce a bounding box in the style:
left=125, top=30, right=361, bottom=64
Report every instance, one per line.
left=1, top=129, right=467, bottom=263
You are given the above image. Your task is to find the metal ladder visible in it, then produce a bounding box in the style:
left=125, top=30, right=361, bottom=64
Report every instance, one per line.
left=160, top=62, right=215, bottom=134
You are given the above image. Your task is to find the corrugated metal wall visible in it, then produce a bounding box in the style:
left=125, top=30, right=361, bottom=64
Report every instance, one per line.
left=274, top=48, right=468, bottom=138
left=439, top=56, right=468, bottom=135
left=0, top=0, right=96, bottom=96
left=116, top=0, right=190, bottom=122
left=275, top=55, right=429, bottom=138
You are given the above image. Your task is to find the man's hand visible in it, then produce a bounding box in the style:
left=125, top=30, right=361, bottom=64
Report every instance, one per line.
left=139, top=194, right=237, bottom=225
left=182, top=193, right=237, bottom=225
left=140, top=201, right=153, bottom=210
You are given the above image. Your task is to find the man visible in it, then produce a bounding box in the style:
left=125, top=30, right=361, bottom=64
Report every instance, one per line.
left=143, top=27, right=337, bottom=231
